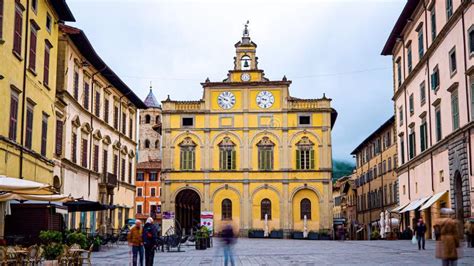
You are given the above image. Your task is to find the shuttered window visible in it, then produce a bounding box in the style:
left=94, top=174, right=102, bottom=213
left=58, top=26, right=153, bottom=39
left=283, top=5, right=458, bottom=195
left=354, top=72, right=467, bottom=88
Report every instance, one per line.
left=300, top=198, right=311, bottom=219
left=431, top=67, right=440, bottom=90
left=43, top=41, right=51, bottom=86
left=129, top=118, right=133, bottom=139
left=446, top=0, right=453, bottom=19
left=40, top=113, right=48, bottom=156
left=257, top=137, right=274, bottom=170
left=121, top=112, right=126, bottom=134
left=451, top=90, right=459, bottom=130
left=221, top=199, right=232, bottom=220
left=93, top=144, right=99, bottom=172
left=113, top=154, right=118, bottom=175
left=95, top=91, right=100, bottom=117
left=409, top=130, right=416, bottom=160
left=180, top=148, right=195, bottom=170
left=55, top=119, right=63, bottom=156
left=9, top=90, right=19, bottom=141
left=121, top=158, right=126, bottom=181
left=13, top=3, right=23, bottom=56
left=431, top=7, right=437, bottom=41
left=104, top=98, right=109, bottom=123
left=128, top=161, right=132, bottom=183
left=25, top=104, right=34, bottom=149
left=219, top=137, right=236, bottom=170
left=0, top=0, right=4, bottom=39
left=418, top=28, right=424, bottom=58
left=71, top=132, right=77, bottom=163
left=261, top=199, right=271, bottom=220
left=73, top=70, right=79, bottom=100
left=103, top=149, right=108, bottom=173
left=83, top=82, right=89, bottom=110
left=435, top=107, right=442, bottom=142
left=295, top=137, right=315, bottom=170
left=29, top=24, right=37, bottom=71
left=81, top=138, right=88, bottom=168
left=420, top=121, right=428, bottom=152
left=113, top=105, right=118, bottom=129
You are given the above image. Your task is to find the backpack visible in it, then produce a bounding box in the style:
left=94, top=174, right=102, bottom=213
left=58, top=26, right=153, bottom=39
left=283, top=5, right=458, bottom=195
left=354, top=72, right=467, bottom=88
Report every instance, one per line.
left=144, top=226, right=155, bottom=243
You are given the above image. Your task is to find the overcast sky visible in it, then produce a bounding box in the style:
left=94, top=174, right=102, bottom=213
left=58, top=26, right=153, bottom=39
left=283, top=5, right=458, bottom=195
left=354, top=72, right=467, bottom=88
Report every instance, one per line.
left=67, top=0, right=405, bottom=162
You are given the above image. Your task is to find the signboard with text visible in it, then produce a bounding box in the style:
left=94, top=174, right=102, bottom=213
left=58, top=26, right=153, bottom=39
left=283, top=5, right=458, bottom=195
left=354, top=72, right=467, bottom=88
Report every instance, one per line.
left=200, top=211, right=214, bottom=235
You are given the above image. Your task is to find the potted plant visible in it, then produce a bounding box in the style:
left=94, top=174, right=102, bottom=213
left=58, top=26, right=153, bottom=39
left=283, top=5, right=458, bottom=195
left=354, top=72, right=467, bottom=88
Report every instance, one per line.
left=66, top=231, right=88, bottom=249
left=292, top=231, right=304, bottom=239
left=318, top=229, right=331, bottom=240
left=307, top=231, right=319, bottom=240
left=90, top=236, right=102, bottom=252
left=270, top=229, right=283, bottom=239
left=200, top=227, right=211, bottom=248
left=39, top=230, right=64, bottom=266
left=371, top=229, right=380, bottom=240
left=195, top=229, right=207, bottom=250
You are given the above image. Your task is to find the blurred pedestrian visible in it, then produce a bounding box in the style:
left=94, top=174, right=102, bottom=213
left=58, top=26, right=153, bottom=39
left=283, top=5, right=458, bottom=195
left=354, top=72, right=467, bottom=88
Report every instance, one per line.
left=143, top=217, right=158, bottom=266
left=221, top=224, right=235, bottom=266
left=415, top=218, right=427, bottom=250
left=338, top=225, right=346, bottom=241
left=435, top=208, right=460, bottom=266
left=464, top=219, right=474, bottom=248
left=128, top=220, right=144, bottom=266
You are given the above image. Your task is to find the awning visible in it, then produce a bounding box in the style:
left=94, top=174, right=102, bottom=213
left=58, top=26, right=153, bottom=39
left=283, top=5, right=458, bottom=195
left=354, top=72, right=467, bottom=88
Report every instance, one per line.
left=399, top=196, right=431, bottom=213
left=419, top=190, right=448, bottom=210
left=0, top=193, right=74, bottom=202
left=63, top=200, right=115, bottom=212
left=0, top=176, right=55, bottom=194
left=390, top=203, right=409, bottom=213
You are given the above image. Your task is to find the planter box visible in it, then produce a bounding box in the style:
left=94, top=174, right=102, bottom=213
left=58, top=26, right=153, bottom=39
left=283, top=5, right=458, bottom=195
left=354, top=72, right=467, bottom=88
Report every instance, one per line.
left=292, top=232, right=304, bottom=239
left=319, top=235, right=331, bottom=240
left=307, top=232, right=319, bottom=240
left=249, top=230, right=265, bottom=238
left=195, top=239, right=207, bottom=250
left=270, top=230, right=283, bottom=239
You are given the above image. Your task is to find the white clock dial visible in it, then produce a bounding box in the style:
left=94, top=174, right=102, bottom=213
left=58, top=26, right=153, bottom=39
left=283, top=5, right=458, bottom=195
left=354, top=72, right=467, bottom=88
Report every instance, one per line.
left=256, top=91, right=275, bottom=109
left=241, top=73, right=251, bottom=82
left=217, top=91, right=236, bottom=109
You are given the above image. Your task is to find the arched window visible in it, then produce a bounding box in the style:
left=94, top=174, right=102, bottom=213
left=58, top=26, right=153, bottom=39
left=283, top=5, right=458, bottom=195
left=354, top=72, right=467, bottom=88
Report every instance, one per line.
left=145, top=115, right=151, bottom=124
left=219, top=137, right=236, bottom=170
left=155, top=140, right=160, bottom=149
left=300, top=198, right=311, bottom=219
left=144, top=139, right=150, bottom=149
left=240, top=55, right=251, bottom=70
left=179, top=137, right=196, bottom=170
left=261, top=198, right=271, bottom=220
left=221, top=199, right=232, bottom=220
left=296, top=137, right=315, bottom=170
left=156, top=115, right=160, bottom=124
left=257, top=137, right=274, bottom=170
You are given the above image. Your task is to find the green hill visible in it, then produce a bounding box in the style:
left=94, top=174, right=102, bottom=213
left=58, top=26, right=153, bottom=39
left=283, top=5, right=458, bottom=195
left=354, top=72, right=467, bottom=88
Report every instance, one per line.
left=332, top=160, right=355, bottom=182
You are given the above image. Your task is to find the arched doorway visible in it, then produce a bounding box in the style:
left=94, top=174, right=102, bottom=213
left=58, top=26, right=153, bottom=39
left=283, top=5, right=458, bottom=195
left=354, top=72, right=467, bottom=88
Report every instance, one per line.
left=175, top=189, right=201, bottom=235
left=454, top=171, right=464, bottom=221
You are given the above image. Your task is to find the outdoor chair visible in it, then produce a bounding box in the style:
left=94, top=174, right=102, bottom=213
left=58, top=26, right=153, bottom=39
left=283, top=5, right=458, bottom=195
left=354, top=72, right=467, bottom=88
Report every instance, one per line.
left=24, top=245, right=40, bottom=265
left=5, top=246, right=20, bottom=265
left=79, top=245, right=93, bottom=265
left=57, top=245, right=74, bottom=266
left=0, top=247, right=8, bottom=265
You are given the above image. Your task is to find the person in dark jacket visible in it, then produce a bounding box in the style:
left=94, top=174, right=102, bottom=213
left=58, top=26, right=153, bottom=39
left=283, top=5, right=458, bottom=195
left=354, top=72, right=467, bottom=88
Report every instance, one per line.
left=415, top=218, right=427, bottom=250
left=221, top=224, right=235, bottom=266
left=142, top=217, right=158, bottom=266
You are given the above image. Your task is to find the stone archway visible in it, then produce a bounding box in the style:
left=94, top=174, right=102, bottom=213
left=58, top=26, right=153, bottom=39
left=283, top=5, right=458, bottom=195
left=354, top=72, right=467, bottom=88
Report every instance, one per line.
left=175, top=189, right=201, bottom=235
left=454, top=171, right=464, bottom=221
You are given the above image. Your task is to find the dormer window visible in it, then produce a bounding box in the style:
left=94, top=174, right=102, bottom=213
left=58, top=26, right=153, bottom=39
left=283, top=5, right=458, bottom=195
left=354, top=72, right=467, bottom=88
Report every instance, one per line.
left=241, top=55, right=251, bottom=70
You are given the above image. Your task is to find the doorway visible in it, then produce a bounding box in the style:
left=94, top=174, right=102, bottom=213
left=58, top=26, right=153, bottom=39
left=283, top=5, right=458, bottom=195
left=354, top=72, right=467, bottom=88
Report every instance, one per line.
left=454, top=171, right=464, bottom=234
left=175, top=189, right=201, bottom=235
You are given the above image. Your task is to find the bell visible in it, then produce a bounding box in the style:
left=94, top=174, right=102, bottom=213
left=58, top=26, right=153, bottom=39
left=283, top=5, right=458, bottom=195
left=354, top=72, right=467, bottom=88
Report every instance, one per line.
left=243, top=60, right=249, bottom=68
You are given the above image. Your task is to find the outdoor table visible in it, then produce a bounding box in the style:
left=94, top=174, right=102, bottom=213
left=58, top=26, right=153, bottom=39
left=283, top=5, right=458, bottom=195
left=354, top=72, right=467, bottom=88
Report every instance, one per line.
left=10, top=249, right=28, bottom=263
left=69, top=248, right=87, bottom=265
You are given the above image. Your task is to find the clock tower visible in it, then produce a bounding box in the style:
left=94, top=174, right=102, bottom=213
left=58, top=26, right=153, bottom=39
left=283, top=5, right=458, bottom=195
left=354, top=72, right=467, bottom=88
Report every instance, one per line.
left=161, top=24, right=337, bottom=238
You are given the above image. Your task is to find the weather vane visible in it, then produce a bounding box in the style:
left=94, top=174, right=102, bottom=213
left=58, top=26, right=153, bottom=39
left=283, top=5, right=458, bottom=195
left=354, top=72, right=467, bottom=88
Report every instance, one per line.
left=243, top=20, right=250, bottom=37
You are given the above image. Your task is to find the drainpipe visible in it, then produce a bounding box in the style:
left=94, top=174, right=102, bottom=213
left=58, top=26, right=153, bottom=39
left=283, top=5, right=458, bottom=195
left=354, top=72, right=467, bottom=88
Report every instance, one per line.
left=19, top=0, right=30, bottom=179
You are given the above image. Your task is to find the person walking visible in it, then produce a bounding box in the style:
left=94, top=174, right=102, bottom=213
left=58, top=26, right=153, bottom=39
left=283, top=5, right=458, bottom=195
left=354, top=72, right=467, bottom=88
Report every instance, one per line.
left=415, top=218, right=427, bottom=250
left=464, top=219, right=474, bottom=248
left=128, top=220, right=144, bottom=266
left=435, top=208, right=460, bottom=266
left=142, top=217, right=158, bottom=266
left=221, top=224, right=235, bottom=266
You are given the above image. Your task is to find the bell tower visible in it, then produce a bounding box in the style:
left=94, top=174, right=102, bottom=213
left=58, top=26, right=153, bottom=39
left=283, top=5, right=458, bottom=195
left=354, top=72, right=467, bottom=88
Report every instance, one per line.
left=234, top=21, right=258, bottom=71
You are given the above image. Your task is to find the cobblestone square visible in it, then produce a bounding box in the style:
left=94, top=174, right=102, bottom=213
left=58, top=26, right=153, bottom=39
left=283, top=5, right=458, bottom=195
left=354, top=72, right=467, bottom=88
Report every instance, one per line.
left=92, top=238, right=474, bottom=265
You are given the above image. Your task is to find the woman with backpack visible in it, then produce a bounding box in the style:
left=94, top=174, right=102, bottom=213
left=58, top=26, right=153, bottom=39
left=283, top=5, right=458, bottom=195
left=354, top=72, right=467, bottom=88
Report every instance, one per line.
left=142, top=217, right=158, bottom=266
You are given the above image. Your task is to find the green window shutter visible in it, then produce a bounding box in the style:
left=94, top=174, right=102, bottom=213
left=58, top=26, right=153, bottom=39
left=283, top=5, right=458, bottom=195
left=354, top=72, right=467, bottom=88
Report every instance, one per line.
left=192, top=150, right=195, bottom=170
left=420, top=125, right=425, bottom=151
left=180, top=150, right=183, bottom=170
left=232, top=150, right=236, bottom=170
left=296, top=150, right=300, bottom=170
left=431, top=73, right=435, bottom=90
left=219, top=150, right=223, bottom=170
left=258, top=149, right=262, bottom=170
left=270, top=150, right=273, bottom=170
left=310, top=149, right=315, bottom=169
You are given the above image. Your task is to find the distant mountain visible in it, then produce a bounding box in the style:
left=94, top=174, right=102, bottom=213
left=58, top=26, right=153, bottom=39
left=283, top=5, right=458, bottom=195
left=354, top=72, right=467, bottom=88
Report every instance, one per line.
left=332, top=160, right=355, bottom=182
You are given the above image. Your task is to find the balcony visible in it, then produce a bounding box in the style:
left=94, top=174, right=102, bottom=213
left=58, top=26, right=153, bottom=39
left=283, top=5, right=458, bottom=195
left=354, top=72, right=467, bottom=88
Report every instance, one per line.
left=100, top=172, right=118, bottom=188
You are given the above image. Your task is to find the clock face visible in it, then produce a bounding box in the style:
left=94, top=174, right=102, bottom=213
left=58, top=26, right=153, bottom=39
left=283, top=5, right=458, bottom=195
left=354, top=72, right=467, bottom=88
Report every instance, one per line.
left=241, top=73, right=251, bottom=82
left=256, top=91, right=275, bottom=109
left=217, top=91, right=236, bottom=109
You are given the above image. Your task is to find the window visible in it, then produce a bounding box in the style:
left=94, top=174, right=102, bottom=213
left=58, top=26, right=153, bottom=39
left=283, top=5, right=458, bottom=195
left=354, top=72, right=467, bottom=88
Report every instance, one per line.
left=296, top=137, right=315, bottom=170
left=104, top=98, right=109, bottom=123
left=431, top=7, right=437, bottom=41
left=31, top=0, right=37, bottom=12
left=415, top=182, right=418, bottom=193
left=451, top=90, right=459, bottom=130
left=103, top=149, right=108, bottom=173
left=159, top=187, right=162, bottom=197
left=93, top=144, right=99, bottom=172
left=400, top=136, right=405, bottom=164
left=396, top=59, right=402, bottom=87
left=179, top=137, right=196, bottom=170
left=155, top=140, right=159, bottom=149
left=136, top=204, right=142, bottom=214
left=43, top=42, right=51, bottom=86
left=9, top=90, right=19, bottom=141
left=156, top=115, right=160, bottom=124
left=418, top=27, right=424, bottom=58
left=409, top=94, right=414, bottom=115
left=113, top=105, right=118, bottom=129
left=81, top=138, right=88, bottom=168
left=145, top=115, right=150, bottom=124
left=446, top=0, right=453, bottom=19
left=260, top=199, right=271, bottom=220
left=13, top=2, right=23, bottom=56
left=55, top=119, right=63, bottom=156
left=0, top=0, right=3, bottom=39
left=420, top=118, right=428, bottom=152
left=144, top=139, right=150, bottom=149
left=219, top=137, right=236, bottom=170
left=300, top=198, right=311, bottom=219
left=182, top=117, right=194, bottom=127
left=73, top=69, right=79, bottom=100
left=469, top=28, right=474, bottom=54
left=431, top=66, right=440, bottom=90
left=449, top=47, right=457, bottom=74
left=149, top=172, right=157, bottom=181
left=257, top=137, right=274, bottom=170
left=440, top=170, right=444, bottom=183
left=409, top=128, right=416, bottom=160
left=151, top=188, right=156, bottom=197
left=29, top=23, right=38, bottom=71
left=435, top=106, right=442, bottom=142
left=83, top=82, right=89, bottom=110
left=407, top=45, right=412, bottom=73
left=122, top=112, right=126, bottom=134
left=71, top=132, right=77, bottom=163
left=222, top=199, right=232, bottom=220
left=121, top=158, right=126, bottom=181
left=388, top=157, right=392, bottom=171
left=46, top=13, right=52, bottom=33
left=136, top=172, right=144, bottom=181
left=95, top=91, right=100, bottom=117
left=298, top=115, right=311, bottom=125
left=399, top=106, right=404, bottom=126
left=113, top=154, right=118, bottom=175
left=25, top=103, right=34, bottom=149
left=420, top=82, right=426, bottom=105
left=40, top=113, right=48, bottom=156
left=129, top=118, right=133, bottom=139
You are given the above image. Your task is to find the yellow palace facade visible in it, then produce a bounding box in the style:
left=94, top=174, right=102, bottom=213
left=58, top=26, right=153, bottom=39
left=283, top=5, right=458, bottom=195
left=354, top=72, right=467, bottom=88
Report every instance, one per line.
left=161, top=26, right=337, bottom=236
